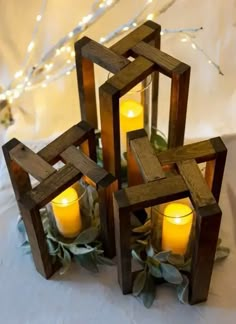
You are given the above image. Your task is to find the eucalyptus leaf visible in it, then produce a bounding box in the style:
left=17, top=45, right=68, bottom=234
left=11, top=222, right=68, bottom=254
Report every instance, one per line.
left=148, top=263, right=162, bottom=279
left=95, top=255, right=114, bottom=266
left=17, top=218, right=26, bottom=233
left=59, top=247, right=71, bottom=275
left=176, top=275, right=189, bottom=304
left=68, top=245, right=95, bottom=255
left=133, top=270, right=147, bottom=297
left=146, top=244, right=154, bottom=257
left=21, top=241, right=31, bottom=254
left=47, top=238, right=59, bottom=256
left=76, top=253, right=98, bottom=273
left=138, top=274, right=156, bottom=308
left=179, top=258, right=191, bottom=272
left=154, top=250, right=171, bottom=262
left=167, top=253, right=185, bottom=267
left=215, top=246, right=230, bottom=261
left=131, top=249, right=145, bottom=265
left=136, top=239, right=148, bottom=246
left=132, top=220, right=151, bottom=233
left=73, top=227, right=99, bottom=245
left=160, top=263, right=183, bottom=284
left=150, top=132, right=167, bottom=152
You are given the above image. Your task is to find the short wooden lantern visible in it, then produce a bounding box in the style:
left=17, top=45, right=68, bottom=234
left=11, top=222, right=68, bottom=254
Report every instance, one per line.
left=3, top=121, right=117, bottom=279
left=113, top=129, right=227, bottom=304
left=75, top=21, right=190, bottom=187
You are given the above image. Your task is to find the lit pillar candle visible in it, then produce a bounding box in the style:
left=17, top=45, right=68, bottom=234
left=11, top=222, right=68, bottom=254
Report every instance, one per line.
left=162, top=203, right=193, bottom=255
left=52, top=187, right=81, bottom=238
left=120, top=99, right=144, bottom=153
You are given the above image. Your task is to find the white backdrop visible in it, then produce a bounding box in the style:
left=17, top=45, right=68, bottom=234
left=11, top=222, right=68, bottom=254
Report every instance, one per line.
left=0, top=0, right=235, bottom=141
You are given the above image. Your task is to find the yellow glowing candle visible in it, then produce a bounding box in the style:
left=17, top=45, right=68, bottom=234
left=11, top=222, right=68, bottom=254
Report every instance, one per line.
left=162, top=203, right=193, bottom=255
left=120, top=99, right=143, bottom=153
left=52, top=187, right=81, bottom=238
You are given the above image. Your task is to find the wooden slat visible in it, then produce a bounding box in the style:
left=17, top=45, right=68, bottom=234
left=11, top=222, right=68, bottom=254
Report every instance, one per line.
left=81, top=38, right=130, bottom=73
left=130, top=133, right=165, bottom=182
left=21, top=164, right=82, bottom=209
left=107, top=56, right=155, bottom=96
left=38, top=121, right=93, bottom=164
left=157, top=139, right=216, bottom=165
left=113, top=197, right=133, bottom=294
left=114, top=175, right=188, bottom=211
left=2, top=138, right=32, bottom=200
left=9, top=143, right=56, bottom=182
left=110, top=20, right=161, bottom=57
left=60, top=146, right=115, bottom=187
left=189, top=204, right=221, bottom=304
left=177, top=159, right=216, bottom=208
left=132, top=41, right=182, bottom=77
left=75, top=37, right=97, bottom=129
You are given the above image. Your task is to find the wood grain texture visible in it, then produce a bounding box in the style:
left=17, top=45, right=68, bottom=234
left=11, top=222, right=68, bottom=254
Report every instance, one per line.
left=132, top=41, right=181, bottom=77
left=38, top=121, right=94, bottom=164
left=157, top=139, right=216, bottom=165
left=110, top=20, right=161, bottom=57
left=81, top=38, right=130, bottom=73
left=21, top=164, right=82, bottom=209
left=129, top=132, right=165, bottom=182
left=75, top=37, right=97, bottom=129
left=2, top=138, right=32, bottom=200
left=189, top=204, right=221, bottom=304
left=168, top=63, right=190, bottom=148
left=177, top=159, right=216, bottom=208
left=114, top=175, right=188, bottom=211
left=113, top=197, right=132, bottom=293
left=9, top=143, right=56, bottom=182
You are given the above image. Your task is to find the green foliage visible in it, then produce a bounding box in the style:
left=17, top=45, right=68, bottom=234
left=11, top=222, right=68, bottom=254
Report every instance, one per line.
left=150, top=128, right=168, bottom=152
left=17, top=208, right=113, bottom=275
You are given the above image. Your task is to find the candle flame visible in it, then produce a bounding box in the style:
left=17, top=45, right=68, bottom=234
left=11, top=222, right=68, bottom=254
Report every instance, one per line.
left=61, top=198, right=68, bottom=205
left=127, top=110, right=135, bottom=118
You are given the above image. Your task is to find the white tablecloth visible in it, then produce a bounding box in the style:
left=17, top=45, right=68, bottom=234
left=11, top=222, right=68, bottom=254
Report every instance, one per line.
left=0, top=134, right=236, bottom=324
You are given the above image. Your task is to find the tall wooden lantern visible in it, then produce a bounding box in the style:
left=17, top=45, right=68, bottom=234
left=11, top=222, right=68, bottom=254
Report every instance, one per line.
left=113, top=129, right=227, bottom=304
left=75, top=21, right=190, bottom=187
left=3, top=121, right=117, bottom=278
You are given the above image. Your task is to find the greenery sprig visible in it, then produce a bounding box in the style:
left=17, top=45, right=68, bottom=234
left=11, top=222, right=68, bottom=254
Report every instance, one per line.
left=131, top=220, right=230, bottom=308
left=17, top=209, right=113, bottom=275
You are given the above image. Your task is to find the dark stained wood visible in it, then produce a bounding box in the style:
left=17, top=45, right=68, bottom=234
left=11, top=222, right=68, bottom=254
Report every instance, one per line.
left=113, top=197, right=132, bottom=293
left=75, top=37, right=98, bottom=129
left=99, top=82, right=121, bottom=186
left=114, top=175, right=188, bottom=212
left=18, top=202, right=59, bottom=278
left=177, top=159, right=216, bottom=208
left=38, top=121, right=94, bottom=164
left=110, top=20, right=161, bottom=57
left=168, top=63, right=190, bottom=148
left=189, top=204, right=221, bottom=304
left=208, top=137, right=227, bottom=202
left=129, top=130, right=165, bottom=182
left=9, top=143, right=56, bottom=182
left=2, top=138, right=32, bottom=201
left=81, top=38, right=130, bottom=73
left=157, top=139, right=216, bottom=165
left=21, top=164, right=82, bottom=209
left=132, top=41, right=181, bottom=78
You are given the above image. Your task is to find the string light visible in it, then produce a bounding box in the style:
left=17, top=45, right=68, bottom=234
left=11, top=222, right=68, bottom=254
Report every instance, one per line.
left=146, top=13, right=154, bottom=20
left=191, top=43, right=197, bottom=50
left=68, top=31, right=74, bottom=38
left=27, top=41, right=35, bottom=52
left=14, top=70, right=23, bottom=79
left=36, top=15, right=42, bottom=22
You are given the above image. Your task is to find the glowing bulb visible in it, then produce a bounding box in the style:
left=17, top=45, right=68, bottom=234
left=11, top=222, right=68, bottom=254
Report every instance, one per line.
left=208, top=60, right=212, bottom=64
left=68, top=31, right=74, bottom=38
left=99, top=3, right=104, bottom=8
left=160, top=31, right=164, bottom=35
left=36, top=15, right=42, bottom=21
left=146, top=13, right=154, bottom=20
left=66, top=46, right=71, bottom=52
left=71, top=51, right=75, bottom=57
left=45, top=63, right=53, bottom=71
left=56, top=49, right=61, bottom=56
left=191, top=43, right=196, bottom=49
left=107, top=0, right=113, bottom=5
left=127, top=110, right=135, bottom=118
left=61, top=198, right=68, bottom=205
left=14, top=70, right=23, bottom=79
left=123, top=26, right=129, bottom=31
left=66, top=59, right=71, bottom=64
left=83, top=14, right=92, bottom=23
left=27, top=41, right=35, bottom=52
left=61, top=46, right=66, bottom=52
left=24, top=76, right=29, bottom=82
left=100, top=37, right=106, bottom=43
left=181, top=37, right=188, bottom=42
left=66, top=71, right=71, bottom=75
left=132, top=22, right=137, bottom=27
left=148, top=0, right=153, bottom=3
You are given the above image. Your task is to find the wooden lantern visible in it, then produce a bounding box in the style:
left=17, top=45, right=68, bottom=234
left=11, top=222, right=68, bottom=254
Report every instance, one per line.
left=113, top=129, right=227, bottom=304
left=75, top=21, right=190, bottom=187
left=2, top=121, right=117, bottom=279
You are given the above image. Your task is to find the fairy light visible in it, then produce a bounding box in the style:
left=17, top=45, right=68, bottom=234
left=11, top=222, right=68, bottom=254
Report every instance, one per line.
left=66, top=59, right=71, bottom=64
left=181, top=37, right=188, bottom=42
left=66, top=71, right=71, bottom=76
left=100, top=37, right=106, bottom=43
left=160, top=31, right=164, bottom=36
left=56, top=49, right=61, bottom=56
left=146, top=13, right=154, bottom=20
left=14, top=70, right=23, bottom=79
left=68, top=31, right=74, bottom=38
left=42, top=83, right=47, bottom=88
left=106, top=0, right=113, bottom=5
left=36, top=15, right=42, bottom=22
left=27, top=41, right=35, bottom=52
left=45, top=63, right=53, bottom=71
left=66, top=46, right=71, bottom=52
left=71, top=51, right=75, bottom=57
left=208, top=60, right=212, bottom=64
left=191, top=43, right=197, bottom=49
left=61, top=46, right=66, bottom=52
left=123, top=26, right=129, bottom=31
left=82, top=14, right=93, bottom=24
left=46, top=75, right=50, bottom=80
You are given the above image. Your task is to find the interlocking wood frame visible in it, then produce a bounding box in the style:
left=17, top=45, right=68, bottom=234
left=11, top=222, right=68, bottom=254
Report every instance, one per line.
left=2, top=121, right=117, bottom=279
left=113, top=129, right=227, bottom=304
left=75, top=21, right=190, bottom=187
